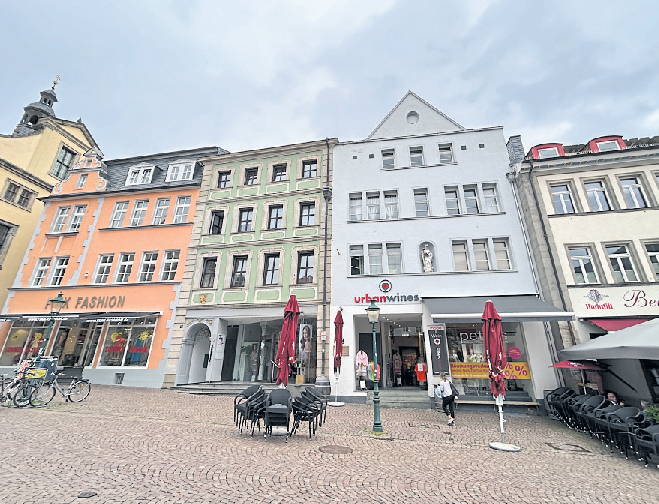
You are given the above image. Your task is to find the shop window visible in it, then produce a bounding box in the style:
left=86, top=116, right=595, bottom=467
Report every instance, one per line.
left=482, top=185, right=500, bottom=213
left=209, top=211, right=224, bottom=235
left=414, top=189, right=429, bottom=217
left=452, top=241, right=470, bottom=271
left=238, top=208, right=253, bottom=232
left=67, top=205, right=86, bottom=232
left=368, top=245, right=383, bottom=274
left=244, top=167, right=258, bottom=186
left=349, top=193, right=362, bottom=221
left=473, top=241, right=490, bottom=270
left=620, top=177, right=648, bottom=209
left=115, top=253, right=135, bottom=283
left=130, top=200, right=149, bottom=226
left=161, top=250, right=180, bottom=281
left=569, top=247, right=599, bottom=284
left=409, top=146, right=424, bottom=167
left=300, top=202, right=315, bottom=226
left=645, top=243, right=659, bottom=279
left=49, top=257, right=69, bottom=286
left=99, top=317, right=156, bottom=367
left=173, top=196, right=191, bottom=223
left=231, top=255, right=248, bottom=287
left=0, top=322, right=48, bottom=366
left=152, top=198, right=170, bottom=225
left=550, top=184, right=576, bottom=214
left=302, top=160, right=317, bottom=178
left=200, top=257, right=217, bottom=288
left=350, top=245, right=364, bottom=275
left=217, top=171, right=231, bottom=188
left=110, top=202, right=128, bottom=228
left=585, top=180, right=611, bottom=212
left=445, top=188, right=460, bottom=215
left=268, top=205, right=283, bottom=229
left=384, top=191, right=399, bottom=219
left=296, top=251, right=314, bottom=284
left=606, top=244, right=639, bottom=283
left=94, top=254, right=114, bottom=284
left=263, top=253, right=280, bottom=285
left=139, top=252, right=158, bottom=282
left=438, top=144, right=454, bottom=164
left=272, top=163, right=287, bottom=182
left=50, top=206, right=70, bottom=233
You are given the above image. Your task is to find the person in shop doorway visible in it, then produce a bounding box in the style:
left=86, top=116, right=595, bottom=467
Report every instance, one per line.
left=437, top=373, right=456, bottom=426
left=393, top=350, right=402, bottom=387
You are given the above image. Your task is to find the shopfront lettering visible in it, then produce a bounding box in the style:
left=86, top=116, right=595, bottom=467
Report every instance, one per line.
left=585, top=303, right=613, bottom=310
left=128, top=346, right=149, bottom=353
left=43, top=297, right=71, bottom=310
left=75, top=296, right=125, bottom=310
left=623, top=290, right=659, bottom=308
left=353, top=293, right=420, bottom=304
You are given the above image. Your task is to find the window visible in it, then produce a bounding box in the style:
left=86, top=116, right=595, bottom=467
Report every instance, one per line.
left=596, top=140, right=620, bottom=152
left=0, top=223, right=11, bottom=251
left=445, top=188, right=460, bottom=215
left=350, top=245, right=364, bottom=275
left=173, top=196, right=191, bottom=223
left=645, top=243, right=659, bottom=278
left=349, top=194, right=362, bottom=221
left=296, top=252, right=314, bottom=284
left=52, top=146, right=75, bottom=178
left=32, top=258, right=51, bottom=286
left=272, top=164, right=287, bottom=182
left=49, top=257, right=69, bottom=286
left=244, top=168, right=258, bottom=186
left=166, top=162, right=193, bottom=181
left=381, top=149, right=395, bottom=169
left=409, top=146, right=424, bottom=167
left=620, top=177, right=648, bottom=209
left=414, top=189, right=429, bottom=217
left=438, top=144, right=454, bottom=164
left=550, top=184, right=575, bottom=214
left=99, top=316, right=156, bottom=367
left=606, top=244, right=639, bottom=282
left=67, top=205, right=86, bottom=232
left=366, top=193, right=380, bottom=220
left=209, top=211, right=224, bottom=235
left=386, top=243, right=402, bottom=274
left=464, top=186, right=479, bottom=214
left=538, top=147, right=559, bottom=159
left=200, top=257, right=217, bottom=288
left=263, top=253, right=280, bottom=285
left=139, top=252, right=158, bottom=282
left=568, top=247, right=599, bottom=284
left=110, top=202, right=128, bottom=228
left=152, top=198, right=170, bottom=225
left=473, top=241, right=490, bottom=270
left=368, top=245, right=383, bottom=274
left=115, top=253, right=135, bottom=283
left=130, top=200, right=149, bottom=226
left=161, top=250, right=179, bottom=281
left=585, top=181, right=611, bottom=212
left=16, top=188, right=33, bottom=208
left=483, top=185, right=500, bottom=213
left=384, top=191, right=399, bottom=219
left=268, top=205, right=283, bottom=229
left=493, top=240, right=512, bottom=270
left=126, top=165, right=154, bottom=186
left=300, top=202, right=315, bottom=226
left=94, top=254, right=114, bottom=284
left=231, top=256, right=248, bottom=287
left=76, top=174, right=88, bottom=189
left=217, top=171, right=231, bottom=188
left=51, top=206, right=70, bottom=233
left=452, top=242, right=470, bottom=271
left=238, top=208, right=253, bottom=232
left=302, top=160, right=317, bottom=178
left=4, top=182, right=19, bottom=202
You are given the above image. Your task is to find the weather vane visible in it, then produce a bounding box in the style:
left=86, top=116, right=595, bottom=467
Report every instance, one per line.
left=52, top=75, right=60, bottom=91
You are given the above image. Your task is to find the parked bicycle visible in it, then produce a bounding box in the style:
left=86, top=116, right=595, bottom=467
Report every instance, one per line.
left=1, top=359, right=36, bottom=408
left=29, top=371, right=91, bottom=406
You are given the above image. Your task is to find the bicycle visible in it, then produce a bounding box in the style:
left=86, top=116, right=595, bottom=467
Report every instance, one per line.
left=1, top=359, right=36, bottom=408
left=29, top=371, right=91, bottom=406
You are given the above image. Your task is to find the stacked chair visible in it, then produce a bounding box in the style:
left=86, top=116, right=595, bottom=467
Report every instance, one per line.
left=545, top=386, right=659, bottom=469
left=290, top=387, right=327, bottom=439
left=264, top=389, right=293, bottom=440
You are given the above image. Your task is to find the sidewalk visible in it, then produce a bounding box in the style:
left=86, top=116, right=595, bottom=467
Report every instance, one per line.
left=0, top=385, right=657, bottom=503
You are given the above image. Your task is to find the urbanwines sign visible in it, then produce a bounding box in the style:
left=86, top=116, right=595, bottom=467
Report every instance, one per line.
left=353, top=280, right=419, bottom=304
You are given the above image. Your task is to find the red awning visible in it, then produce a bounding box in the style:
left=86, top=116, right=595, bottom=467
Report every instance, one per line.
left=587, top=318, right=653, bottom=332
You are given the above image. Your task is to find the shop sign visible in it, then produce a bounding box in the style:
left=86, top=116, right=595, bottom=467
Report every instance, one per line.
left=450, top=362, right=531, bottom=380
left=320, top=330, right=327, bottom=341
left=427, top=324, right=449, bottom=375
left=353, top=280, right=419, bottom=304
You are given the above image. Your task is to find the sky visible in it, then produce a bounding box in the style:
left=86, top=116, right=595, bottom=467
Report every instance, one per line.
left=2, top=0, right=659, bottom=160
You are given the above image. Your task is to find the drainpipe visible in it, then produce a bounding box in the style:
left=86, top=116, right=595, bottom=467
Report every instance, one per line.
left=317, top=138, right=332, bottom=393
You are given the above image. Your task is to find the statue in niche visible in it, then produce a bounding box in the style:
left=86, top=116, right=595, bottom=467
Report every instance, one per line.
left=422, top=243, right=433, bottom=273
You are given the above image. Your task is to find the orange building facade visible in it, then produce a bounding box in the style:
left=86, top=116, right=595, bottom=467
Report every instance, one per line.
left=0, top=145, right=224, bottom=386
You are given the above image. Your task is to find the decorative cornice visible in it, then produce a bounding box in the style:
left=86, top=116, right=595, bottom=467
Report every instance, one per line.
left=0, top=158, right=53, bottom=192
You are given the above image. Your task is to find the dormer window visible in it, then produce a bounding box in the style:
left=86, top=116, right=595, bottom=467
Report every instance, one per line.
left=538, top=147, right=559, bottom=159
left=596, top=140, right=620, bottom=152
left=126, top=165, right=155, bottom=186
left=166, top=161, right=195, bottom=182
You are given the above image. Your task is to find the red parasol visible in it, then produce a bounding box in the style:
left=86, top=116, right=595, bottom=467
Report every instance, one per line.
left=333, top=310, right=344, bottom=373
left=275, top=295, right=300, bottom=386
left=482, top=300, right=507, bottom=397
left=550, top=360, right=604, bottom=371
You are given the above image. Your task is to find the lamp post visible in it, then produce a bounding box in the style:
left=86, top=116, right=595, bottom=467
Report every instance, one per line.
left=366, top=300, right=383, bottom=432
left=38, top=292, right=66, bottom=359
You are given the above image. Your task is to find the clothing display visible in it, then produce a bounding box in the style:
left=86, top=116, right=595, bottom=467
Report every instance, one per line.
left=355, top=350, right=368, bottom=377
left=393, top=353, right=402, bottom=375
left=367, top=362, right=380, bottom=381
left=415, top=362, right=427, bottom=382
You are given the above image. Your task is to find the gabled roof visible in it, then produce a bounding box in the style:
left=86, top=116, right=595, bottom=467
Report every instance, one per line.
left=366, top=90, right=464, bottom=141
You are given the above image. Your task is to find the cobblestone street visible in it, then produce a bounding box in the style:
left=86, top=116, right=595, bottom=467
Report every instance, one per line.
left=1, top=386, right=658, bottom=504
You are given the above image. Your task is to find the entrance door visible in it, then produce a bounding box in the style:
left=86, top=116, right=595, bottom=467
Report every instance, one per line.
left=221, top=326, right=239, bottom=381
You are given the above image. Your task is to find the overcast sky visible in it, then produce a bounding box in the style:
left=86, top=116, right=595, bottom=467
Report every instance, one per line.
left=2, top=0, right=659, bottom=160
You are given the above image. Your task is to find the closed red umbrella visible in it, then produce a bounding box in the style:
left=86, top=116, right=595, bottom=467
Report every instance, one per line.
left=275, top=295, right=300, bottom=387
left=550, top=360, right=604, bottom=370
left=482, top=300, right=506, bottom=397
left=333, top=310, right=344, bottom=373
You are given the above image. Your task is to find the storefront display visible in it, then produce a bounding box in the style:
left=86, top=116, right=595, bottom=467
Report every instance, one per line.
left=0, top=321, right=48, bottom=366
left=99, top=317, right=156, bottom=367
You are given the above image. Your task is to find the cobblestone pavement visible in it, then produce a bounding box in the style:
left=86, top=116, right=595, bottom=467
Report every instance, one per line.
left=1, top=386, right=658, bottom=504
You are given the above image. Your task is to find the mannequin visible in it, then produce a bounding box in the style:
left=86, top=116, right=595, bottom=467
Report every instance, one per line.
left=415, top=357, right=427, bottom=390
left=355, top=350, right=368, bottom=390
left=392, top=350, right=402, bottom=387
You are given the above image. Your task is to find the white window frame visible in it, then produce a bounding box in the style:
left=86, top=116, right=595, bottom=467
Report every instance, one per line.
left=413, top=188, right=429, bottom=217
left=130, top=200, right=149, bottom=226
left=473, top=241, right=490, bottom=271
left=452, top=241, right=470, bottom=271
left=606, top=244, right=639, bottom=283
left=166, top=161, right=194, bottom=182
left=161, top=250, right=180, bottom=281
left=125, top=164, right=155, bottom=186
left=368, top=244, right=383, bottom=274
left=366, top=192, right=380, bottom=220
left=32, top=258, right=52, bottom=286
left=76, top=174, right=88, bottom=189
left=94, top=254, right=114, bottom=284
left=596, top=140, right=620, bottom=152
left=51, top=206, right=70, bottom=233
left=620, top=177, right=648, bottom=209
left=438, top=143, right=454, bottom=164
left=445, top=188, right=461, bottom=215
left=67, top=205, right=86, bottom=232
left=482, top=185, right=500, bottom=213
left=463, top=186, right=480, bottom=214
left=568, top=247, right=599, bottom=284
left=386, top=243, right=402, bottom=274
left=381, top=149, right=395, bottom=169
left=115, top=253, right=135, bottom=283
left=384, top=191, right=399, bottom=219
left=152, top=198, right=170, bottom=225
left=349, top=193, right=362, bottom=221
left=409, top=146, right=424, bottom=167
left=493, top=239, right=512, bottom=271
left=538, top=147, right=559, bottom=159
left=49, top=256, right=69, bottom=286
left=138, top=252, right=159, bottom=282
left=584, top=180, right=611, bottom=212
left=350, top=245, right=364, bottom=275
left=550, top=184, right=576, bottom=214
left=645, top=242, right=659, bottom=279
left=110, top=201, right=128, bottom=228
left=173, top=196, right=191, bottom=224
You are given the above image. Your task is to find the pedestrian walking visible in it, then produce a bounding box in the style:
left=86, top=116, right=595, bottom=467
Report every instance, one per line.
left=437, top=373, right=456, bottom=426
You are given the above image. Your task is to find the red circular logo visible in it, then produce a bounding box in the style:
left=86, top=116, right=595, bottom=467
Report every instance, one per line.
left=379, top=280, right=392, bottom=292
left=508, top=346, right=522, bottom=359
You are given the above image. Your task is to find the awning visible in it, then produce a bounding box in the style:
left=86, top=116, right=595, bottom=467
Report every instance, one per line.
left=78, top=312, right=161, bottom=322
left=587, top=318, right=653, bottom=332
left=425, top=295, right=573, bottom=323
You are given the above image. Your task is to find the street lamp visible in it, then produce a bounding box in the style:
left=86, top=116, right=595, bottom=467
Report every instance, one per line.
left=366, top=300, right=383, bottom=432
left=38, top=292, right=66, bottom=358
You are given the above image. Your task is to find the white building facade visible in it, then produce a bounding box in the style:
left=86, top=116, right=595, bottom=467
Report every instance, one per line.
left=330, top=92, right=571, bottom=406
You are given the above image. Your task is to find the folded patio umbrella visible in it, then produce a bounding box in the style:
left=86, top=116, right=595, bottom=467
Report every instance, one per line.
left=333, top=310, right=344, bottom=374
left=482, top=300, right=506, bottom=397
left=550, top=360, right=605, bottom=371
left=275, top=295, right=300, bottom=387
